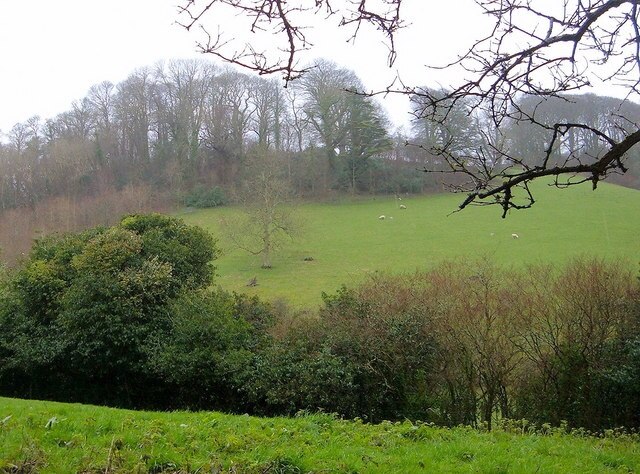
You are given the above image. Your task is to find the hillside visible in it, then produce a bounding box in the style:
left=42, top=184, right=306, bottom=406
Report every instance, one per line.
left=179, top=181, right=640, bottom=307
left=1, top=397, right=639, bottom=473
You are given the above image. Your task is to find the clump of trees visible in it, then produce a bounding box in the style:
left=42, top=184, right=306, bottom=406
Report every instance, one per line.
left=246, top=259, right=639, bottom=430
left=3, top=43, right=640, bottom=264
left=2, top=59, right=637, bottom=229
left=1, top=219, right=638, bottom=431
left=0, top=214, right=220, bottom=406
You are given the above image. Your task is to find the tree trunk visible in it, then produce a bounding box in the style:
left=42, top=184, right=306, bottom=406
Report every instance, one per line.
left=261, top=226, right=272, bottom=268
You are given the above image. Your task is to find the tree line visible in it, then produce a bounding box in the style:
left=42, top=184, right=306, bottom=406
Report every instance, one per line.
left=0, top=215, right=638, bottom=431
left=0, top=59, right=429, bottom=212
left=2, top=58, right=640, bottom=215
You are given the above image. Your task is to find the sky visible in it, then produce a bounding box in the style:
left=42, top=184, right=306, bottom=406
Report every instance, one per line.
left=0, top=1, right=488, bottom=135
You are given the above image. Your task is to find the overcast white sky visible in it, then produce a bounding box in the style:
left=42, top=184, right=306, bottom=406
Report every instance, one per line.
left=0, top=1, right=488, bottom=135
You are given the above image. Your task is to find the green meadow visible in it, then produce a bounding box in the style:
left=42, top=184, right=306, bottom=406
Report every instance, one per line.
left=178, top=181, right=640, bottom=307
left=2, top=397, right=639, bottom=473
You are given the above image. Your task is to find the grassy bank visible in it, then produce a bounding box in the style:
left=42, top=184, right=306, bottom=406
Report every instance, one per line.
left=178, top=181, right=640, bottom=307
left=1, top=397, right=639, bottom=473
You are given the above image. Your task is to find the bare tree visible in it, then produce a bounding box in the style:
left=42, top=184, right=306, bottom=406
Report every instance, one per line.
left=152, top=60, right=214, bottom=185
left=115, top=69, right=153, bottom=168
left=221, top=148, right=301, bottom=269
left=200, top=68, right=254, bottom=185
left=178, top=0, right=640, bottom=216
left=248, top=76, right=287, bottom=150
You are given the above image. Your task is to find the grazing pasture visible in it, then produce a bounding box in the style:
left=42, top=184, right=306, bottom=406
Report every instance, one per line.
left=179, top=181, right=640, bottom=307
left=1, top=397, right=639, bottom=473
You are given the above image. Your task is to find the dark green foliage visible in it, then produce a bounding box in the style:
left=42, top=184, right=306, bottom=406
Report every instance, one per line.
left=337, top=93, right=392, bottom=193
left=242, top=338, right=360, bottom=417
left=598, top=335, right=640, bottom=427
left=0, top=214, right=219, bottom=406
left=232, top=293, right=276, bottom=334
left=1, top=231, right=639, bottom=433
left=13, top=228, right=103, bottom=325
left=242, top=282, right=439, bottom=421
left=183, top=185, right=229, bottom=208
left=244, top=260, right=640, bottom=429
left=119, top=213, right=218, bottom=292
left=318, top=283, right=439, bottom=421
left=514, top=323, right=640, bottom=430
left=367, top=157, right=437, bottom=194
left=149, top=289, right=265, bottom=410
left=57, top=227, right=175, bottom=393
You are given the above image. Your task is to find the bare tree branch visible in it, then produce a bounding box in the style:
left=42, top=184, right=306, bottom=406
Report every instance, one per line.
left=178, top=0, right=402, bottom=84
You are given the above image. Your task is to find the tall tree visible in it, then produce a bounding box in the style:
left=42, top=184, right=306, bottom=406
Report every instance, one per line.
left=297, top=60, right=390, bottom=192
left=248, top=77, right=287, bottom=151
left=87, top=81, right=118, bottom=170
left=115, top=68, right=153, bottom=176
left=298, top=59, right=356, bottom=185
left=200, top=69, right=253, bottom=186
left=153, top=60, right=213, bottom=186
left=341, top=93, right=392, bottom=193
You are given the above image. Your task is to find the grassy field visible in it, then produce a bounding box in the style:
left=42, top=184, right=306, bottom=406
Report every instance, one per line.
left=178, top=181, right=640, bottom=307
left=1, top=397, right=639, bottom=473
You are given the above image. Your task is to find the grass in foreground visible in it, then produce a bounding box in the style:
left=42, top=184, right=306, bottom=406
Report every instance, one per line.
left=178, top=181, right=640, bottom=307
left=1, top=397, right=640, bottom=473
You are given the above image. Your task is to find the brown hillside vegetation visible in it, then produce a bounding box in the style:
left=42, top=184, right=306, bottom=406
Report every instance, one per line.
left=0, top=185, right=173, bottom=265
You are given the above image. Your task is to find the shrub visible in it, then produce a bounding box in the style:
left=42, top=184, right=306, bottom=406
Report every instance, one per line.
left=119, top=213, right=218, bottom=292
left=183, top=185, right=228, bottom=208
left=243, top=280, right=440, bottom=421
left=242, top=337, right=360, bottom=417
left=247, top=258, right=640, bottom=429
left=2, top=242, right=639, bottom=432
left=319, top=280, right=440, bottom=421
left=149, top=289, right=270, bottom=410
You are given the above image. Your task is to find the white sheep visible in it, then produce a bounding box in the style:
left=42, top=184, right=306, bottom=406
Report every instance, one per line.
left=511, top=233, right=519, bottom=239
left=399, top=204, right=407, bottom=209
left=378, top=215, right=386, bottom=220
